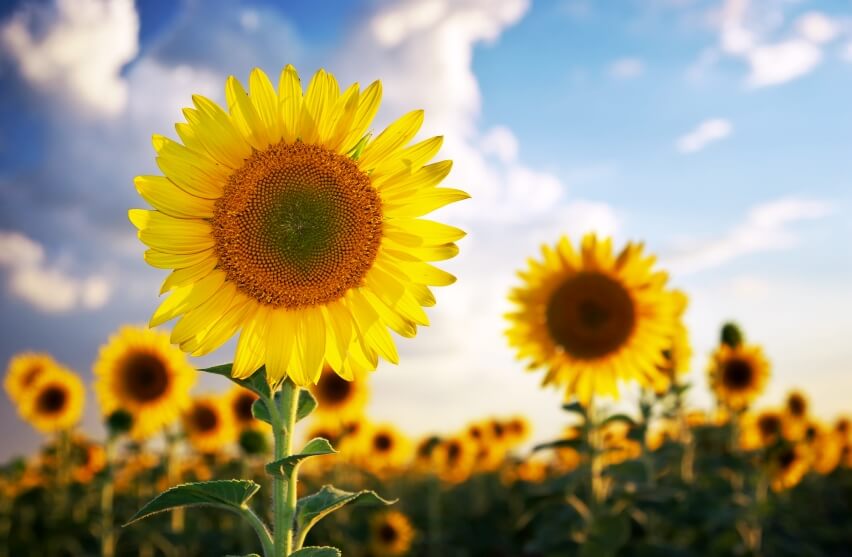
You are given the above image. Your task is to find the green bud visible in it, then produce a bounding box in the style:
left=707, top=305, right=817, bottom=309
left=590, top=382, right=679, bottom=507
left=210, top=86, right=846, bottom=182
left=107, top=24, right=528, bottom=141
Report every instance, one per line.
left=239, top=430, right=268, bottom=455
left=720, top=322, right=744, bottom=348
left=106, top=409, right=133, bottom=437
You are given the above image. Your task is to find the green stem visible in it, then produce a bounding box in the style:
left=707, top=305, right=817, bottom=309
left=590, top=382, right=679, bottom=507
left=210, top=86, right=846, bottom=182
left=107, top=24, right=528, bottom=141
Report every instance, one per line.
left=269, top=383, right=301, bottom=556
left=101, top=436, right=117, bottom=557
left=283, top=386, right=301, bottom=553
left=237, top=505, right=275, bottom=557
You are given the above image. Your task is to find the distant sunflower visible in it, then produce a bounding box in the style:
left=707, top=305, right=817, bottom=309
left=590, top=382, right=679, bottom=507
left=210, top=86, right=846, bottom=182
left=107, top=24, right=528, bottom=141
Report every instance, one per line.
left=362, top=423, right=410, bottom=473
left=227, top=386, right=260, bottom=431
left=740, top=409, right=783, bottom=450
left=783, top=391, right=809, bottom=440
left=413, top=435, right=441, bottom=470
left=506, top=234, right=678, bottom=404
left=597, top=422, right=641, bottom=467
left=646, top=418, right=682, bottom=451
left=708, top=344, right=769, bottom=411
left=653, top=291, right=691, bottom=394
left=18, top=369, right=84, bottom=433
left=94, top=326, right=197, bottom=440
left=5, top=353, right=58, bottom=404
left=769, top=444, right=809, bottom=492
left=553, top=427, right=583, bottom=473
left=465, top=422, right=488, bottom=445
left=504, top=415, right=532, bottom=447
left=309, top=365, right=367, bottom=421
left=805, top=422, right=842, bottom=475
left=129, top=65, right=467, bottom=386
left=434, top=435, right=475, bottom=483
left=182, top=395, right=236, bottom=454
left=369, top=511, right=415, bottom=557
left=70, top=437, right=107, bottom=484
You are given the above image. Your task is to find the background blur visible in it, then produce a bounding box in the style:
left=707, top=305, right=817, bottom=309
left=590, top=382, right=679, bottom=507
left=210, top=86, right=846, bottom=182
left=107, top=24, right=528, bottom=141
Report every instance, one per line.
left=0, top=0, right=850, bottom=461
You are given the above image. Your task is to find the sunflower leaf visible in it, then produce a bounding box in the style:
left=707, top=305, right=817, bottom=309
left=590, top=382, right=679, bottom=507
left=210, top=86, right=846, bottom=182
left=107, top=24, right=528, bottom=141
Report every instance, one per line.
left=200, top=364, right=272, bottom=399
left=600, top=414, right=636, bottom=428
left=278, top=381, right=318, bottom=425
left=251, top=398, right=272, bottom=424
left=533, top=438, right=585, bottom=452
left=265, top=438, right=337, bottom=478
left=562, top=401, right=587, bottom=416
left=295, top=485, right=394, bottom=541
left=290, top=547, right=341, bottom=557
left=124, top=480, right=260, bottom=526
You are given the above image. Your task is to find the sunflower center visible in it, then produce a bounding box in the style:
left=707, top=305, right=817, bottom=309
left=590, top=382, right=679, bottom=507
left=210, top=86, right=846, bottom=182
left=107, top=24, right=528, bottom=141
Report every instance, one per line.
left=758, top=415, right=781, bottom=438
left=316, top=372, right=353, bottom=406
left=378, top=523, right=399, bottom=543
left=787, top=395, right=806, bottom=417
left=120, top=352, right=170, bottom=403
left=190, top=405, right=219, bottom=433
left=546, top=272, right=636, bottom=360
left=234, top=392, right=256, bottom=422
left=778, top=448, right=796, bottom=469
left=374, top=433, right=393, bottom=452
left=722, top=358, right=754, bottom=390
left=212, top=142, right=383, bottom=309
left=447, top=441, right=462, bottom=464
left=37, top=385, right=68, bottom=414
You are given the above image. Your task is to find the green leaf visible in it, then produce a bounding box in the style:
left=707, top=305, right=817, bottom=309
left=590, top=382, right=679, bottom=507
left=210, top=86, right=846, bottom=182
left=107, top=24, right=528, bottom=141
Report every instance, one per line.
left=266, top=438, right=337, bottom=478
left=533, top=438, right=585, bottom=452
left=296, top=485, right=394, bottom=540
left=290, top=548, right=341, bottom=557
left=124, top=480, right=260, bottom=526
left=279, top=381, right=318, bottom=424
left=226, top=554, right=261, bottom=557
left=600, top=413, right=636, bottom=427
left=251, top=398, right=272, bottom=424
left=201, top=364, right=271, bottom=399
left=562, top=401, right=587, bottom=415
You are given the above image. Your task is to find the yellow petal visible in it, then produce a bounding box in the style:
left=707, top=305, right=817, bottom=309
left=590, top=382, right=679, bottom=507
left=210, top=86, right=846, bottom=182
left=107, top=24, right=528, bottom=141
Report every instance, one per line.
left=134, top=175, right=216, bottom=219
left=150, top=270, right=226, bottom=327
left=170, top=281, right=237, bottom=345
left=278, top=64, right=303, bottom=143
left=159, top=255, right=217, bottom=293
left=265, top=309, right=298, bottom=384
left=189, top=95, right=253, bottom=168
left=340, top=80, right=382, bottom=153
left=129, top=209, right=214, bottom=254
left=249, top=67, right=282, bottom=144
left=384, top=187, right=469, bottom=218
left=384, top=218, right=467, bottom=246
left=144, top=248, right=215, bottom=270
left=294, top=306, right=326, bottom=385
left=226, top=75, right=269, bottom=150
left=233, top=306, right=269, bottom=379
left=358, top=110, right=424, bottom=171
left=348, top=290, right=399, bottom=364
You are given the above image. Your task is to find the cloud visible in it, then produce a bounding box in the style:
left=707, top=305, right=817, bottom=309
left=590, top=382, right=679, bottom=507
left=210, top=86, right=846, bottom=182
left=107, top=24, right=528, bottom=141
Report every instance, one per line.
left=480, top=125, right=519, bottom=163
left=746, top=39, right=822, bottom=88
left=796, top=12, right=838, bottom=45
left=0, top=231, right=112, bottom=312
left=608, top=57, right=645, bottom=79
left=0, top=0, right=139, bottom=116
left=676, top=118, right=732, bottom=153
left=664, top=197, right=832, bottom=275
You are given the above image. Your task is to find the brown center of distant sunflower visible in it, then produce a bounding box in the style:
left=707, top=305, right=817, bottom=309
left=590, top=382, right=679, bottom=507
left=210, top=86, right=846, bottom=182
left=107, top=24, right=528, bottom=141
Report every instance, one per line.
left=378, top=523, right=399, bottom=543
left=721, top=357, right=754, bottom=391
left=190, top=405, right=219, bottom=433
left=233, top=392, right=256, bottom=423
left=777, top=447, right=796, bottom=470
left=374, top=433, right=393, bottom=452
left=787, top=394, right=806, bottom=417
left=120, top=352, right=170, bottom=403
left=757, top=414, right=781, bottom=439
left=546, top=272, right=636, bottom=360
left=36, top=385, right=68, bottom=415
left=316, top=372, right=354, bottom=406
left=212, top=142, right=383, bottom=309
left=446, top=441, right=462, bottom=464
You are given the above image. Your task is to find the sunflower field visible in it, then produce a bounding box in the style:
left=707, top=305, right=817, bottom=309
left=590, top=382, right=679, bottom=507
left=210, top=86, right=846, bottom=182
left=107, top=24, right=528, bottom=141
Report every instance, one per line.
left=1, top=25, right=851, bottom=557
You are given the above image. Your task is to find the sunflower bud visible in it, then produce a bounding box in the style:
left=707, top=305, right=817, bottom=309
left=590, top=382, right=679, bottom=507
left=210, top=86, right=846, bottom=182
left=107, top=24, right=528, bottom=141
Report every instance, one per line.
left=720, top=322, right=744, bottom=348
left=106, top=409, right=133, bottom=437
left=239, top=429, right=268, bottom=455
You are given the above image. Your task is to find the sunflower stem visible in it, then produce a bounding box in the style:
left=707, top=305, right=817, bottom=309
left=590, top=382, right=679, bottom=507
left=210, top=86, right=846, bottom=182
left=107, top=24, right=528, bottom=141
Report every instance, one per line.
left=270, top=382, right=301, bottom=556
left=100, top=436, right=117, bottom=557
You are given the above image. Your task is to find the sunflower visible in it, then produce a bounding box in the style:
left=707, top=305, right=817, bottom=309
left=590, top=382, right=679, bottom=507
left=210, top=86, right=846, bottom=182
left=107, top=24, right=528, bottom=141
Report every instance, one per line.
left=18, top=368, right=85, bottom=433
left=503, top=457, right=548, bottom=485
left=597, top=422, right=641, bottom=467
left=360, top=423, right=410, bottom=474
left=4, top=352, right=58, bottom=404
left=227, top=386, right=261, bottom=431
left=129, top=65, right=467, bottom=387
left=94, top=326, right=197, bottom=440
left=769, top=444, right=809, bottom=492
left=506, top=234, right=678, bottom=404
left=804, top=422, right=842, bottom=475
left=182, top=395, right=236, bottom=454
left=412, top=435, right=441, bottom=470
left=434, top=435, right=475, bottom=483
left=782, top=390, right=809, bottom=440
left=708, top=343, right=770, bottom=411
left=309, top=365, right=367, bottom=421
left=70, top=436, right=107, bottom=484
left=646, top=418, right=682, bottom=451
left=653, top=291, right=692, bottom=394
left=369, top=511, right=415, bottom=557
left=740, top=409, right=783, bottom=450
left=503, top=415, right=532, bottom=447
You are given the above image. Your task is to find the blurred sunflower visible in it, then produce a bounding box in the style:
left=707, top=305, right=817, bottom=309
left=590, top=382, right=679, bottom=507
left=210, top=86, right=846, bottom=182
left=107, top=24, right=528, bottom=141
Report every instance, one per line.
left=182, top=395, right=236, bottom=454
left=309, top=365, right=367, bottom=421
left=413, top=435, right=441, bottom=470
left=504, top=457, right=548, bottom=485
left=783, top=390, right=809, bottom=440
left=740, top=409, right=783, bottom=450
left=70, top=437, right=107, bottom=484
left=598, top=422, right=641, bottom=467
left=708, top=343, right=770, bottom=411
left=362, top=423, right=410, bottom=473
left=226, top=386, right=260, bottom=431
left=506, top=234, right=678, bottom=404
left=465, top=421, right=489, bottom=445
left=653, top=291, right=692, bottom=394
left=18, top=368, right=85, bottom=433
left=129, top=65, right=467, bottom=386
left=4, top=353, right=58, bottom=404
left=504, top=415, right=532, bottom=447
left=769, top=444, right=809, bottom=492
left=434, top=435, right=475, bottom=483
left=647, top=418, right=682, bottom=451
left=369, top=511, right=415, bottom=557
left=94, top=326, right=197, bottom=440
left=805, top=422, right=842, bottom=475
left=552, top=425, right=583, bottom=473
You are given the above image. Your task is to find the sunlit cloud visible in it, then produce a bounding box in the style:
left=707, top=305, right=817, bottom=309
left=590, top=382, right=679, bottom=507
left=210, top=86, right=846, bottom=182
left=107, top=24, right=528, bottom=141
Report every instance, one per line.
left=676, top=118, right=732, bottom=154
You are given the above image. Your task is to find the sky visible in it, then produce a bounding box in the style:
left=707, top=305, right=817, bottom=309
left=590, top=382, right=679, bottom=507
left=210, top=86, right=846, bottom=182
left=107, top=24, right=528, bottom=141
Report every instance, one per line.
left=0, top=0, right=850, bottom=461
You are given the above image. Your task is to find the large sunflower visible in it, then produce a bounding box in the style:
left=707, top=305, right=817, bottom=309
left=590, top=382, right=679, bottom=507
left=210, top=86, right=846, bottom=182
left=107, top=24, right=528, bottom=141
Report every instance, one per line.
left=182, top=394, right=236, bottom=454
left=708, top=343, right=769, bottom=411
left=18, top=368, right=85, bottom=433
left=129, top=65, right=467, bottom=386
left=369, top=511, right=415, bottom=557
left=309, top=365, right=368, bottom=421
left=5, top=352, right=58, bottom=404
left=94, top=326, right=197, bottom=440
left=506, top=234, right=678, bottom=403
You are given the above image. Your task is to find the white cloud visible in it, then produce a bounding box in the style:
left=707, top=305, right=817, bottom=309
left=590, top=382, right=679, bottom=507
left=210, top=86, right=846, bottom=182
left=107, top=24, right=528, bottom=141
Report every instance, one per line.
left=676, top=118, right=732, bottom=153
left=796, top=12, right=838, bottom=45
left=746, top=39, right=822, bottom=88
left=0, top=231, right=112, bottom=312
left=0, top=0, right=139, bottom=116
left=665, top=197, right=832, bottom=275
left=480, top=125, right=519, bottom=163
left=608, top=57, right=645, bottom=79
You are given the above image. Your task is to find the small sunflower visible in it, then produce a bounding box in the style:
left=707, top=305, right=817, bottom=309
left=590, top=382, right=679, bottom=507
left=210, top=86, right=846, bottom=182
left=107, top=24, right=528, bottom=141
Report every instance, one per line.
left=70, top=437, right=107, bottom=484
left=129, top=65, right=467, bottom=387
left=18, top=368, right=85, bottom=433
left=805, top=422, right=842, bottom=475
left=769, top=444, right=809, bottom=492
left=361, top=423, right=410, bottom=473
left=740, top=409, right=783, bottom=450
left=503, top=415, right=532, bottom=447
left=708, top=343, right=770, bottom=411
left=597, top=422, right=641, bottom=467
left=94, top=326, right=197, bottom=440
left=227, top=386, right=261, bottom=431
left=783, top=390, right=809, bottom=440
left=646, top=418, right=682, bottom=451
left=4, top=352, right=58, bottom=404
left=434, top=435, right=475, bottom=484
left=309, top=365, right=367, bottom=421
left=653, top=291, right=692, bottom=394
left=412, top=435, right=441, bottom=470
left=506, top=234, right=678, bottom=404
left=182, top=395, right=236, bottom=454
left=504, top=457, right=548, bottom=485
left=369, top=511, right=415, bottom=557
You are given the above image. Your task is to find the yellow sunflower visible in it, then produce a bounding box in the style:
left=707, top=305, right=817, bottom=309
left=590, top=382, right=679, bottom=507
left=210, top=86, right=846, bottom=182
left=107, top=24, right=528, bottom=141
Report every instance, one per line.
left=309, top=365, right=368, bottom=421
left=129, top=65, right=467, bottom=387
left=646, top=418, right=682, bottom=451
left=18, top=368, right=85, bottom=433
left=553, top=427, right=583, bottom=473
left=360, top=423, right=411, bottom=474
left=182, top=394, right=236, bottom=454
left=506, top=234, right=678, bottom=404
left=804, top=422, right=842, bottom=475
left=226, top=386, right=261, bottom=431
left=783, top=390, right=809, bottom=440
left=597, top=421, right=641, bottom=467
left=769, top=444, right=809, bottom=492
left=740, top=409, right=783, bottom=450
left=70, top=436, right=107, bottom=484
left=369, top=511, right=415, bottom=557
left=503, top=415, right=532, bottom=447
left=4, top=352, right=58, bottom=404
left=94, top=326, right=197, bottom=440
left=708, top=343, right=770, bottom=411
left=412, top=435, right=441, bottom=470
left=653, top=291, right=692, bottom=394
left=434, top=435, right=475, bottom=484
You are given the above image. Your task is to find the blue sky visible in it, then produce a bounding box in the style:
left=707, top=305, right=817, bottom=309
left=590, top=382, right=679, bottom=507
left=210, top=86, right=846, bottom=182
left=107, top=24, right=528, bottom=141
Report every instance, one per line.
left=0, top=0, right=850, bottom=460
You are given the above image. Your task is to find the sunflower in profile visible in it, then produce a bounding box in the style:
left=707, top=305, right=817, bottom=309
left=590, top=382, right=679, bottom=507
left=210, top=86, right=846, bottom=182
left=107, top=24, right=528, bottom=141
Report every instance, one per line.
left=506, top=234, right=678, bottom=404
left=412, top=435, right=441, bottom=470
left=597, top=421, right=641, bottom=467
left=226, top=386, right=260, bottom=431
left=361, top=423, right=411, bottom=473
left=129, top=65, right=467, bottom=387
left=504, top=415, right=532, bottom=447
left=18, top=368, right=85, bottom=433
left=5, top=352, right=58, bottom=404
left=653, top=291, right=692, bottom=394
left=309, top=365, right=367, bottom=421
left=94, top=326, right=197, bottom=440
left=369, top=511, right=415, bottom=557
left=182, top=395, right=236, bottom=454
left=708, top=343, right=770, bottom=411
left=434, top=435, right=475, bottom=483
left=782, top=390, right=809, bottom=440
left=740, top=409, right=783, bottom=450
left=768, top=444, right=809, bottom=492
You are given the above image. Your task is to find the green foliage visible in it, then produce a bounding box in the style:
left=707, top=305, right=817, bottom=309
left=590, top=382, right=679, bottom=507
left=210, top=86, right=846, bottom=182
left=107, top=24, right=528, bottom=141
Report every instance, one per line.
left=290, top=547, right=342, bottom=557
left=201, top=363, right=272, bottom=399
left=125, top=480, right=261, bottom=525
left=296, top=485, right=394, bottom=542
left=720, top=322, right=744, bottom=348
left=265, top=438, right=336, bottom=478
